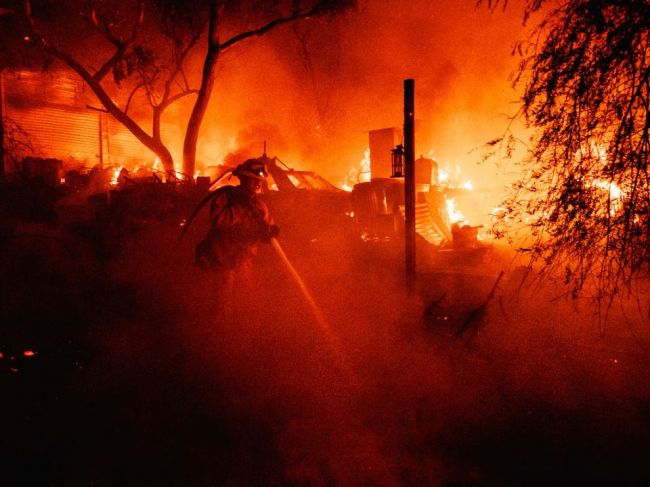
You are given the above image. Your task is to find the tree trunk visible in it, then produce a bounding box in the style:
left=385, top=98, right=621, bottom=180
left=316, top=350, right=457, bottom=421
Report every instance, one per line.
left=85, top=79, right=175, bottom=177
left=46, top=47, right=177, bottom=177
left=182, top=0, right=219, bottom=180
left=89, top=79, right=175, bottom=177
left=182, top=46, right=218, bottom=179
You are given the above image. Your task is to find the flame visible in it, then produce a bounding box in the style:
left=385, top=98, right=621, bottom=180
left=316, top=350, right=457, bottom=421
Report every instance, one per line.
left=110, top=165, right=123, bottom=186
left=360, top=148, right=371, bottom=180
left=461, top=180, right=473, bottom=191
left=591, top=179, right=624, bottom=215
left=438, top=166, right=449, bottom=184
left=339, top=148, right=371, bottom=190
left=445, top=196, right=466, bottom=224
left=436, top=161, right=466, bottom=187
left=572, top=145, right=626, bottom=215
left=336, top=145, right=496, bottom=239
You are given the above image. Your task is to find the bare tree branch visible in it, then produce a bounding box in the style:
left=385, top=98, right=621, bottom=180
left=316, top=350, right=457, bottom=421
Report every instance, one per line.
left=220, top=3, right=324, bottom=51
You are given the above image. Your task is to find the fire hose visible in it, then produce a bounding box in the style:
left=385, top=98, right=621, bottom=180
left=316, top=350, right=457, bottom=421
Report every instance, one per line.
left=270, top=238, right=358, bottom=386
left=176, top=183, right=357, bottom=385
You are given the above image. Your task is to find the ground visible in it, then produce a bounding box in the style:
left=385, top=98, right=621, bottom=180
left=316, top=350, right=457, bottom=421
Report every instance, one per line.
left=1, top=211, right=650, bottom=486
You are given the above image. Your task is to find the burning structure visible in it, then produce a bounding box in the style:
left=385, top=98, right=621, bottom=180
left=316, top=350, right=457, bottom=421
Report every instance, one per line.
left=1, top=66, right=487, bottom=263
left=351, top=125, right=486, bottom=258
left=3, top=1, right=650, bottom=485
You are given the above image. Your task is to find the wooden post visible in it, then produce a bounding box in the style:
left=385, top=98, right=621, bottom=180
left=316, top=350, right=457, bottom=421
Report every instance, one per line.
left=404, top=79, right=416, bottom=294
left=0, top=69, right=5, bottom=177
left=98, top=112, right=103, bottom=169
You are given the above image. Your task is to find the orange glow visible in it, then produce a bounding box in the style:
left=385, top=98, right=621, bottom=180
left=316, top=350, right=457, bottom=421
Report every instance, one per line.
left=110, top=166, right=123, bottom=186
left=438, top=166, right=449, bottom=184
left=23, top=350, right=36, bottom=357
left=152, top=157, right=162, bottom=171
left=339, top=148, right=371, bottom=191
left=445, top=196, right=466, bottom=224
left=461, top=180, right=473, bottom=191
left=591, top=179, right=624, bottom=215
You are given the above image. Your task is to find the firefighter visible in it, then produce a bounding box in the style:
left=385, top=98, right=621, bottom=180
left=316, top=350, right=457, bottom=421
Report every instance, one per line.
left=195, top=158, right=279, bottom=316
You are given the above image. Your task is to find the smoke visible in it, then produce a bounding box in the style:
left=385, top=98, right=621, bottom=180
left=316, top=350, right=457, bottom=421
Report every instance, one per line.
left=194, top=0, right=531, bottom=187
left=67, top=222, right=650, bottom=485
left=6, top=2, right=650, bottom=484
left=4, top=203, right=650, bottom=485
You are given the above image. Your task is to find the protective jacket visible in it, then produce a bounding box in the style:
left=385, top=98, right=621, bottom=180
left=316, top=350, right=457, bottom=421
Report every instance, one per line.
left=195, top=185, right=274, bottom=270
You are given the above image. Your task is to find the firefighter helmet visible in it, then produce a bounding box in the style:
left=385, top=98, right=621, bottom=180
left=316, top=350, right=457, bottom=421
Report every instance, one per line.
left=233, top=158, right=268, bottom=181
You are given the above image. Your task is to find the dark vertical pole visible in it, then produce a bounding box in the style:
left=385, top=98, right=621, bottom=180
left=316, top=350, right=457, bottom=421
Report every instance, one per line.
left=0, top=69, right=5, bottom=177
left=404, top=79, right=416, bottom=294
left=98, top=113, right=103, bottom=169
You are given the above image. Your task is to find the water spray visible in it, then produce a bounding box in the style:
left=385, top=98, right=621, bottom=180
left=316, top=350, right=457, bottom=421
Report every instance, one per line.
left=270, top=238, right=358, bottom=386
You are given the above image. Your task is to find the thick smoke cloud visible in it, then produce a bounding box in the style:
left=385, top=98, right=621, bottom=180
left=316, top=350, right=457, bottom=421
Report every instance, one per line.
left=29, top=223, right=646, bottom=485
left=197, top=0, right=530, bottom=186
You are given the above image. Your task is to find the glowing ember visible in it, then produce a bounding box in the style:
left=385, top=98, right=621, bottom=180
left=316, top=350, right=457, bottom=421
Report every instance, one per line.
left=23, top=350, right=36, bottom=357
left=339, top=148, right=371, bottom=191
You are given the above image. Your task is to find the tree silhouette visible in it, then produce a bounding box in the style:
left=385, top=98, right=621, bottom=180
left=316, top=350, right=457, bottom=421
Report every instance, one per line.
left=6, top=0, right=352, bottom=179
left=486, top=0, right=650, bottom=301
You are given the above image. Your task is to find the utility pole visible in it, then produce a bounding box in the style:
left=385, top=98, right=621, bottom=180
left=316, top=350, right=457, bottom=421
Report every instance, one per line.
left=404, top=79, right=416, bottom=294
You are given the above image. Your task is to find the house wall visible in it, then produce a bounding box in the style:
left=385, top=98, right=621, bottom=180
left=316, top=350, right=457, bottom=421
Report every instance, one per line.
left=1, top=69, right=174, bottom=174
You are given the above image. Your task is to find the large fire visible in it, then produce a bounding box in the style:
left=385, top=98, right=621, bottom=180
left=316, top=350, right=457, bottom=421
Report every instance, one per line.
left=342, top=148, right=480, bottom=232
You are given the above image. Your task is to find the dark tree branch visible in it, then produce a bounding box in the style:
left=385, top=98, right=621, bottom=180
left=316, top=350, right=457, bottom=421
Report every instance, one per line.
left=220, top=3, right=324, bottom=51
